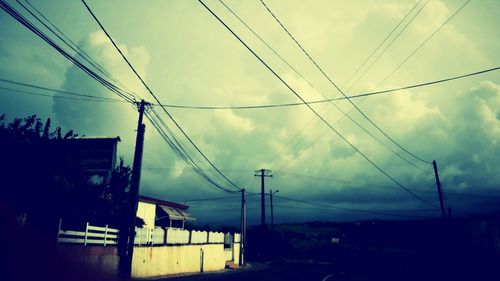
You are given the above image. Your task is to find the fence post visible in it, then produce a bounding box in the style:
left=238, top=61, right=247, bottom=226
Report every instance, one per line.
left=104, top=224, right=108, bottom=247
left=84, top=222, right=89, bottom=246
left=56, top=218, right=62, bottom=243
left=164, top=227, right=168, bottom=245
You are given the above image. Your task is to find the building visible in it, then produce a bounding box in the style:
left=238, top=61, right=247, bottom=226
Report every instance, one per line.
left=54, top=136, right=121, bottom=184
left=137, top=195, right=195, bottom=230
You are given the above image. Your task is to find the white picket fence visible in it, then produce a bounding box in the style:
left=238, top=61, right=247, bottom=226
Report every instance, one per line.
left=234, top=233, right=241, bottom=243
left=57, top=221, right=239, bottom=248
left=57, top=222, right=119, bottom=246
left=191, top=230, right=208, bottom=244
left=133, top=227, right=232, bottom=246
left=165, top=228, right=190, bottom=244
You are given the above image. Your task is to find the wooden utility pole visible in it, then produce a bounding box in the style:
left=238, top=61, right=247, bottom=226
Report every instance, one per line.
left=255, top=169, right=272, bottom=226
left=432, top=160, right=447, bottom=219
left=270, top=189, right=279, bottom=229
left=239, top=188, right=246, bottom=266
left=121, top=99, right=149, bottom=278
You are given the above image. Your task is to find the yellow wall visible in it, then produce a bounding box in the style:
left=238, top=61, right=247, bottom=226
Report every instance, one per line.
left=131, top=244, right=226, bottom=278
left=233, top=243, right=240, bottom=265
left=200, top=244, right=226, bottom=272
left=136, top=201, right=156, bottom=227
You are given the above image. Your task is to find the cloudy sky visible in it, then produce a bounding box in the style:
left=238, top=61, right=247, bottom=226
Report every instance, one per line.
left=1, top=0, right=499, bottom=226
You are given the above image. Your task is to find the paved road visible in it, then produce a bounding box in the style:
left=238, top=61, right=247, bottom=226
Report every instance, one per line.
left=161, top=261, right=336, bottom=281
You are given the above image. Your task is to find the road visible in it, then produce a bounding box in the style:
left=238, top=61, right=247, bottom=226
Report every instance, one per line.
left=161, top=260, right=337, bottom=281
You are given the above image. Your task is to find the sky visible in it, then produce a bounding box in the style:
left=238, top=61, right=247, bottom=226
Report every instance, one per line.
left=1, top=0, right=499, bottom=226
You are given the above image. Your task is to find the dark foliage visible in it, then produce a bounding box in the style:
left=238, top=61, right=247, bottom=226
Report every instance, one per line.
left=0, top=114, right=131, bottom=233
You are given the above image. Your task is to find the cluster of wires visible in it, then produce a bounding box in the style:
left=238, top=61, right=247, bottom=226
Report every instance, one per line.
left=79, top=0, right=242, bottom=194
left=198, top=0, right=437, bottom=207
left=2, top=64, right=499, bottom=107
left=1, top=0, right=494, bottom=212
left=0, top=0, right=242, bottom=194
left=0, top=0, right=137, bottom=103
left=180, top=191, right=442, bottom=219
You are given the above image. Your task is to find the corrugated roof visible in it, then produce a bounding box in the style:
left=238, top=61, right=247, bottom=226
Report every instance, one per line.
left=158, top=205, right=185, bottom=220
left=139, top=195, right=189, bottom=210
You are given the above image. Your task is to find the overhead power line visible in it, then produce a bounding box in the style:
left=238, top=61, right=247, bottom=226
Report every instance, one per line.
left=342, top=0, right=424, bottom=89
left=377, top=0, right=472, bottom=87
left=161, top=66, right=499, bottom=109
left=198, top=0, right=436, bottom=207
left=259, top=0, right=430, bottom=165
left=174, top=193, right=260, bottom=204
left=2, top=65, right=499, bottom=108
left=145, top=110, right=237, bottom=193
left=178, top=195, right=240, bottom=203
left=80, top=0, right=242, bottom=193
left=344, top=0, right=429, bottom=92
left=17, top=0, right=139, bottom=99
left=0, top=78, right=125, bottom=102
left=0, top=86, right=123, bottom=103
left=272, top=194, right=439, bottom=219
left=219, top=0, right=424, bottom=171
left=0, top=0, right=137, bottom=103
left=265, top=0, right=424, bottom=172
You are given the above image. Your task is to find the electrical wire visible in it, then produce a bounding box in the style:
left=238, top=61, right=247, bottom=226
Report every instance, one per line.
left=145, top=109, right=239, bottom=193
left=259, top=0, right=430, bottom=165
left=0, top=86, right=123, bottom=103
left=377, top=0, right=472, bottom=88
left=0, top=1, right=244, bottom=196
left=178, top=195, right=240, bottom=203
left=17, top=0, right=139, bottom=100
left=344, top=0, right=430, bottom=92
left=147, top=108, right=240, bottom=193
left=219, top=0, right=425, bottom=171
left=2, top=65, right=498, bottom=109
left=342, top=0, right=424, bottom=89
left=0, top=78, right=125, bottom=102
left=198, top=0, right=437, bottom=207
left=80, top=0, right=242, bottom=193
left=0, top=0, right=136, bottom=104
left=272, top=194, right=439, bottom=219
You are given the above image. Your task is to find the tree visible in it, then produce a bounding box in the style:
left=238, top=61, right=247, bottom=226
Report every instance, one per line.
left=0, top=114, right=131, bottom=230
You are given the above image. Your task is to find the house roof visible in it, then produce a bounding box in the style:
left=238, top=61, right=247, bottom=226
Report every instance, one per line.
left=139, top=195, right=189, bottom=210
left=71, top=136, right=121, bottom=142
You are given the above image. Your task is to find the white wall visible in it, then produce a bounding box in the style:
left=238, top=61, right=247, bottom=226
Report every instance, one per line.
left=136, top=201, right=155, bottom=227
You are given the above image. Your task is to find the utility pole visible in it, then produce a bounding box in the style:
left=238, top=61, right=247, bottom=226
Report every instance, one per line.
left=121, top=99, right=149, bottom=278
left=432, top=160, right=447, bottom=219
left=270, top=189, right=279, bottom=230
left=255, top=169, right=272, bottom=226
left=239, top=188, right=246, bottom=266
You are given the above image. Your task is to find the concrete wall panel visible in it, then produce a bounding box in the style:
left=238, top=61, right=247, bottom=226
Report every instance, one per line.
left=132, top=244, right=226, bottom=278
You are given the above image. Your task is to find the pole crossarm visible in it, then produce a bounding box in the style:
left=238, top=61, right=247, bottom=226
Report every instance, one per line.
left=255, top=169, right=273, bottom=226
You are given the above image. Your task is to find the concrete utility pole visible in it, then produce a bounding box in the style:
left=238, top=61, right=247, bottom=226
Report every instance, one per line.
left=270, top=189, right=279, bottom=229
left=255, top=169, right=272, bottom=226
left=122, top=99, right=149, bottom=277
left=432, top=160, right=447, bottom=219
left=239, top=188, right=246, bottom=266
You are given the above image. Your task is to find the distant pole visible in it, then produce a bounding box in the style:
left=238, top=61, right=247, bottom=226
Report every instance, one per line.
left=432, top=160, right=447, bottom=219
left=122, top=99, right=149, bottom=277
left=255, top=169, right=273, bottom=226
left=270, top=189, right=279, bottom=230
left=239, top=188, right=246, bottom=266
